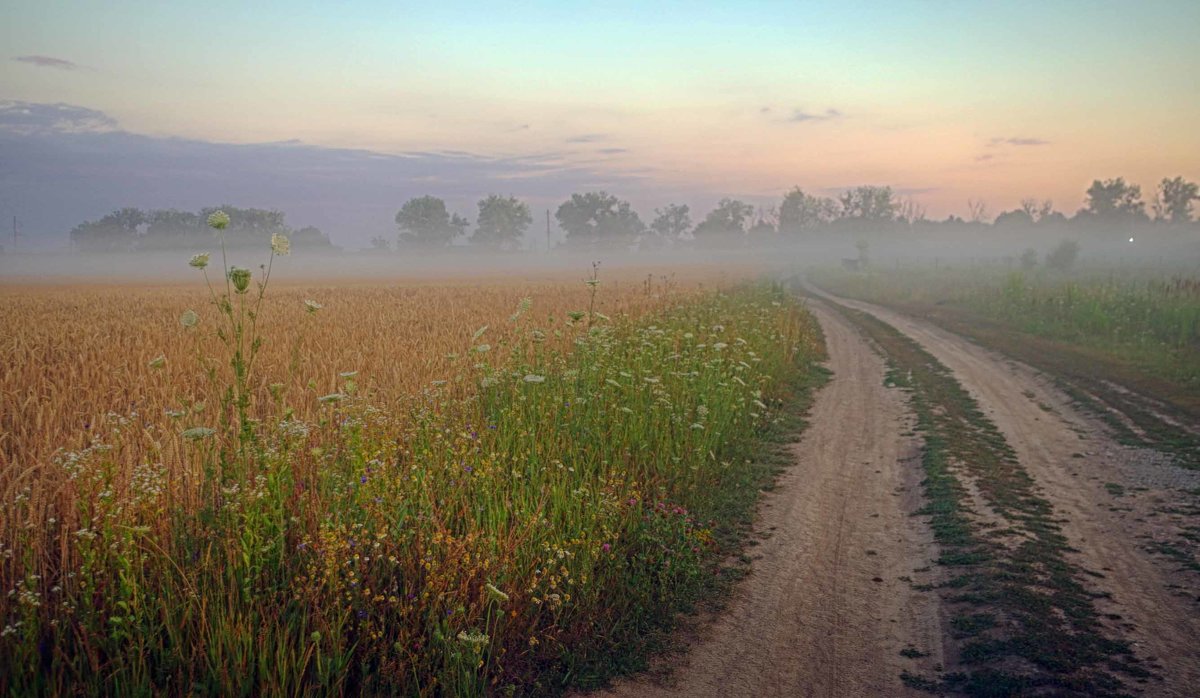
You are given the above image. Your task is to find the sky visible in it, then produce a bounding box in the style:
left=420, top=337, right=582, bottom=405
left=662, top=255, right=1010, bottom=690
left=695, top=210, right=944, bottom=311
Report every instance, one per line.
left=2, top=0, right=1198, bottom=247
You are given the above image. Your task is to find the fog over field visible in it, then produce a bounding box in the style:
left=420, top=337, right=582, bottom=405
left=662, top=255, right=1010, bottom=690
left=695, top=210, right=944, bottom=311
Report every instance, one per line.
left=2, top=2, right=1199, bottom=697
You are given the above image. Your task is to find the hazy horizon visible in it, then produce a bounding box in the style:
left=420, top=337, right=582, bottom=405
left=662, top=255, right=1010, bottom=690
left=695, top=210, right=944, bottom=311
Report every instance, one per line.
left=2, top=1, right=1198, bottom=250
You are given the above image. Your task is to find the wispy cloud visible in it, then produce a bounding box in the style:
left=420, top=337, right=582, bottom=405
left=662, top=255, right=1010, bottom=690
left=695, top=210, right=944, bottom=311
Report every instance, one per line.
left=988, top=136, right=1049, bottom=147
left=13, top=55, right=79, bottom=70
left=786, top=108, right=842, bottom=123
left=596, top=148, right=628, bottom=155
left=565, top=133, right=608, bottom=143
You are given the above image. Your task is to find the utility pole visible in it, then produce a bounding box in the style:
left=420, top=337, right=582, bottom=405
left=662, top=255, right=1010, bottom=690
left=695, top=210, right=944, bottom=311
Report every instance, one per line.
left=12, top=216, right=17, bottom=252
left=545, top=209, right=551, bottom=253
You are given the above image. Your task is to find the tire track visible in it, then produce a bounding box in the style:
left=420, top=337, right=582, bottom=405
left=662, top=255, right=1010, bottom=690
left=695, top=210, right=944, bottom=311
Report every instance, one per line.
left=815, top=287, right=1200, bottom=696
left=592, top=300, right=944, bottom=697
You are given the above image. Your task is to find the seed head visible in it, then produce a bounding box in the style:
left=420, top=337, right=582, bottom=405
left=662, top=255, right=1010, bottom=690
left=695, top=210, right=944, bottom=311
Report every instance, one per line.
left=207, top=211, right=230, bottom=230
left=270, top=232, right=291, bottom=256
left=485, top=583, right=509, bottom=603
left=228, top=267, right=252, bottom=294
left=189, top=253, right=210, bottom=270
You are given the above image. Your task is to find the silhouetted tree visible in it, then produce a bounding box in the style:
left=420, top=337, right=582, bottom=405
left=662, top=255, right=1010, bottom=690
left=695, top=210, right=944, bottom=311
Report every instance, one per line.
left=70, top=207, right=145, bottom=252
left=693, top=198, right=754, bottom=245
left=649, top=203, right=692, bottom=245
left=1020, top=198, right=1056, bottom=222
left=395, top=196, right=468, bottom=247
left=778, top=187, right=838, bottom=234
left=1152, top=176, right=1199, bottom=223
left=838, top=186, right=896, bottom=222
left=471, top=194, right=532, bottom=250
left=555, top=191, right=644, bottom=248
left=1083, top=178, right=1146, bottom=220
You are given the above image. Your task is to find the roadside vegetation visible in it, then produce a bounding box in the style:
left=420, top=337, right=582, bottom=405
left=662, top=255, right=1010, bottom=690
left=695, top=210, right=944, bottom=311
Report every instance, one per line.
left=811, top=265, right=1200, bottom=468
left=0, top=222, right=824, bottom=695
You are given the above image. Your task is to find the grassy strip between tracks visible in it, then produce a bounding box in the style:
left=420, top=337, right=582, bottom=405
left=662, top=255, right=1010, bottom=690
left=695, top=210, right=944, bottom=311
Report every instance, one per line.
left=824, top=299, right=1153, bottom=697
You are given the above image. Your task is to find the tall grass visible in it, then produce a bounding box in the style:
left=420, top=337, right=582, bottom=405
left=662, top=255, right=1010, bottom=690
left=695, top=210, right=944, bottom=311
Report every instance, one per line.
left=0, top=242, right=820, bottom=695
left=812, top=266, right=1200, bottom=388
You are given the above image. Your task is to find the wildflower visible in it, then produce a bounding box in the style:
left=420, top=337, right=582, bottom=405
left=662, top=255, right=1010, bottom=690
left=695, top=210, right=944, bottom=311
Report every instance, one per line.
left=472, top=325, right=488, bottom=341
left=310, top=631, right=321, bottom=643
left=485, top=583, right=509, bottom=603
left=228, top=267, right=252, bottom=294
left=584, top=278, right=599, bottom=288
left=530, top=329, right=546, bottom=343
left=148, top=355, right=166, bottom=369
left=180, top=309, right=199, bottom=328
left=303, top=299, right=323, bottom=313
left=566, top=310, right=586, bottom=323
left=457, top=630, right=490, bottom=648
left=207, top=210, right=230, bottom=230
left=181, top=427, right=216, bottom=441
left=474, top=343, right=491, bottom=353
left=523, top=374, right=545, bottom=384
left=188, top=252, right=210, bottom=269
left=318, top=393, right=345, bottom=403
left=270, top=232, right=290, bottom=255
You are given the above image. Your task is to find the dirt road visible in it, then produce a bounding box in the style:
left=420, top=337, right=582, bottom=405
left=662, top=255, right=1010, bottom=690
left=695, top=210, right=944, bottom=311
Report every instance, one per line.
left=820, top=291, right=1200, bottom=696
left=595, top=289, right=1200, bottom=697
left=596, top=300, right=945, bottom=698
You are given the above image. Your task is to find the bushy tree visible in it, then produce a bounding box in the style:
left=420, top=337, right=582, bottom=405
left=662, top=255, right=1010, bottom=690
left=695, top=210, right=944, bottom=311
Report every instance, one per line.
left=69, top=207, right=145, bottom=252
left=555, top=191, right=644, bottom=248
left=1153, top=176, right=1199, bottom=223
left=1083, top=178, right=1146, bottom=220
left=838, top=186, right=896, bottom=222
left=693, top=198, right=754, bottom=244
left=395, top=196, right=468, bottom=247
left=778, top=187, right=838, bottom=234
left=471, top=194, right=532, bottom=250
left=649, top=203, right=692, bottom=242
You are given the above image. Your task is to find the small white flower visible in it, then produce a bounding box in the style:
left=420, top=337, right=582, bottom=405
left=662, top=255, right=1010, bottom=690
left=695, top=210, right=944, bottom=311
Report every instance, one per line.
left=147, top=355, right=166, bottom=369
left=181, top=427, right=215, bottom=441
left=523, top=374, right=546, bottom=383
left=180, top=309, right=199, bottom=328
left=188, top=253, right=210, bottom=269
left=270, top=232, right=290, bottom=255
left=303, top=299, right=322, bottom=313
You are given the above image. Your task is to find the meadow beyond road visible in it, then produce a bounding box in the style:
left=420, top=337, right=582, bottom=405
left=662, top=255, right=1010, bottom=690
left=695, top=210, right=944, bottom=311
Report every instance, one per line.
left=596, top=289, right=1200, bottom=697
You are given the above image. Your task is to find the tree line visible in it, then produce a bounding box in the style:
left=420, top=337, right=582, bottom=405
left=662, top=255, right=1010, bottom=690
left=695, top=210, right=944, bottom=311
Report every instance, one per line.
left=69, top=176, right=1198, bottom=253
left=384, top=176, right=1199, bottom=251
left=68, top=206, right=334, bottom=253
